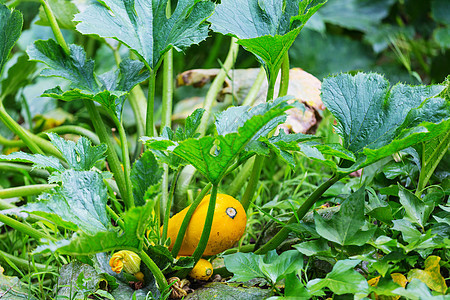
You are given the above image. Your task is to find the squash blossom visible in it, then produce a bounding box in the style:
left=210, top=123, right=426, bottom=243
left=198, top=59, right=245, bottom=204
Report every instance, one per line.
left=109, top=250, right=141, bottom=274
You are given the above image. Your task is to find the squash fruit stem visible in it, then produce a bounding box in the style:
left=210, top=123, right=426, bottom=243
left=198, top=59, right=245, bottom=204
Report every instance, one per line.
left=171, top=182, right=212, bottom=257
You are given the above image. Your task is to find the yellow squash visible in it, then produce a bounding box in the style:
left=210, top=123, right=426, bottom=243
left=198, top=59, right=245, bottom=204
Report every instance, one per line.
left=189, top=258, right=213, bottom=281
left=165, top=194, right=247, bottom=256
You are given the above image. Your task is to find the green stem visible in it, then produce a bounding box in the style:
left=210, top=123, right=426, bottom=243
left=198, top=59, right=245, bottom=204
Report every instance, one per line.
left=0, top=249, right=56, bottom=272
left=111, top=115, right=134, bottom=209
left=106, top=205, right=125, bottom=229
left=0, top=213, right=57, bottom=242
left=146, top=69, right=156, bottom=137
left=278, top=52, right=290, bottom=98
left=84, top=100, right=128, bottom=206
left=0, top=163, right=49, bottom=178
left=240, top=156, right=264, bottom=211
left=0, top=184, right=57, bottom=199
left=171, top=182, right=212, bottom=258
left=197, top=37, right=239, bottom=137
left=255, top=173, right=346, bottom=254
left=139, top=251, right=168, bottom=291
left=0, top=198, right=15, bottom=210
left=191, top=184, right=218, bottom=261
left=228, top=156, right=255, bottom=197
left=242, top=67, right=265, bottom=106
left=161, top=50, right=173, bottom=130
left=266, top=76, right=276, bottom=101
left=46, top=125, right=100, bottom=145
left=161, top=167, right=181, bottom=243
left=0, top=102, right=43, bottom=155
left=39, top=0, right=69, bottom=54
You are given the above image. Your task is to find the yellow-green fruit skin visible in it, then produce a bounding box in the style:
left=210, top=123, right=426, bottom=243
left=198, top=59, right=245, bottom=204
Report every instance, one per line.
left=166, top=194, right=247, bottom=256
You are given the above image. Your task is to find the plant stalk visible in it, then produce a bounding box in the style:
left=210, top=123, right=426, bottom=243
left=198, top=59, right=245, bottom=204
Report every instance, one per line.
left=278, top=52, right=290, bottom=98
left=0, top=213, right=58, bottom=242
left=171, top=182, right=212, bottom=258
left=0, top=249, right=56, bottom=272
left=255, top=173, right=346, bottom=254
left=84, top=100, right=127, bottom=206
left=146, top=69, right=156, bottom=137
left=240, top=156, right=264, bottom=211
left=0, top=102, right=43, bottom=155
left=0, top=163, right=49, bottom=178
left=242, top=67, right=265, bottom=106
left=111, top=115, right=134, bottom=209
left=197, top=37, right=239, bottom=137
left=139, top=251, right=168, bottom=291
left=106, top=205, right=125, bottom=229
left=161, top=167, right=181, bottom=243
left=39, top=0, right=69, bottom=54
left=0, top=184, right=57, bottom=199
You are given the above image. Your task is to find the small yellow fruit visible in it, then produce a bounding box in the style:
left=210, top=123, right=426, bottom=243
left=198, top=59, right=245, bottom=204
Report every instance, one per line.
left=134, top=271, right=145, bottom=282
left=189, top=259, right=213, bottom=281
left=165, top=194, right=247, bottom=256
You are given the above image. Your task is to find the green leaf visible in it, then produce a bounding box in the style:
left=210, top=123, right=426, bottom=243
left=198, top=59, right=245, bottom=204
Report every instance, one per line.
left=398, top=185, right=435, bottom=228
left=75, top=0, right=214, bottom=70
left=407, top=256, right=448, bottom=294
left=142, top=108, right=205, bottom=169
left=209, top=0, right=325, bottom=84
left=322, top=73, right=449, bottom=169
left=316, top=0, right=396, bottom=32
left=314, top=186, right=375, bottom=246
left=224, top=250, right=303, bottom=285
left=36, top=0, right=79, bottom=29
left=0, top=4, right=23, bottom=77
left=392, top=219, right=422, bottom=244
left=365, top=187, right=393, bottom=223
left=0, top=151, right=64, bottom=172
left=131, top=151, right=163, bottom=206
left=172, top=97, right=293, bottom=183
left=293, top=239, right=332, bottom=257
left=21, top=170, right=109, bottom=235
left=37, top=202, right=153, bottom=255
left=27, top=39, right=148, bottom=119
left=306, top=259, right=369, bottom=297
left=431, top=0, right=450, bottom=25
left=417, top=129, right=450, bottom=192
left=185, top=282, right=273, bottom=300
left=1, top=54, right=36, bottom=98
left=47, top=133, right=107, bottom=171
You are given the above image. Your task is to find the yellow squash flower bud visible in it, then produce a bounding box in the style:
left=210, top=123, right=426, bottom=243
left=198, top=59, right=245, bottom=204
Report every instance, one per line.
left=109, top=250, right=141, bottom=275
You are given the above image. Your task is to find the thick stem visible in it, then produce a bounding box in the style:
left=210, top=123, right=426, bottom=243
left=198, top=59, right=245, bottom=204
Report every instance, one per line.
left=0, top=102, right=43, bottom=155
left=46, top=125, right=100, bottom=145
left=0, top=163, right=49, bottom=178
left=84, top=100, right=128, bottom=205
left=228, top=156, right=255, bottom=197
left=112, top=115, right=134, bottom=209
left=171, top=182, right=212, bottom=257
left=106, top=205, right=125, bottom=229
left=0, top=213, right=57, bottom=242
left=242, top=67, right=265, bottom=106
left=39, top=0, right=69, bottom=54
left=240, top=156, right=264, bottom=211
left=191, top=184, right=218, bottom=261
left=139, top=251, right=168, bottom=291
left=0, top=249, right=56, bottom=272
left=278, top=52, right=290, bottom=98
left=161, top=167, right=181, bottom=243
left=197, top=38, right=239, bottom=137
left=146, top=69, right=156, bottom=137
left=255, top=173, right=346, bottom=254
left=0, top=184, right=57, bottom=199
left=266, top=76, right=276, bottom=101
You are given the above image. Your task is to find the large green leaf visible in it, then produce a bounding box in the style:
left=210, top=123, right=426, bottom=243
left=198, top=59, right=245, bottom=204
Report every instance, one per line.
left=172, top=97, right=293, bottom=183
left=0, top=4, right=23, bottom=77
left=314, top=186, right=375, bottom=246
left=1, top=54, right=36, bottom=98
left=74, top=0, right=214, bottom=70
left=130, top=151, right=163, bottom=206
left=224, top=250, right=303, bottom=285
left=37, top=202, right=153, bottom=255
left=321, top=73, right=449, bottom=170
left=47, top=133, right=107, bottom=171
left=315, top=0, right=396, bottom=32
left=209, top=0, right=326, bottom=84
left=0, top=151, right=64, bottom=172
left=0, top=265, right=38, bottom=300
left=142, top=108, right=205, bottom=169
left=21, top=170, right=109, bottom=235
left=27, top=39, right=148, bottom=119
left=307, top=259, right=369, bottom=297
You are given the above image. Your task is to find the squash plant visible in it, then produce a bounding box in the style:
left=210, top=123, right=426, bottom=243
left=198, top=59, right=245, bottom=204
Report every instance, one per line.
left=0, top=0, right=449, bottom=298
